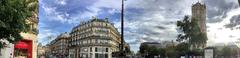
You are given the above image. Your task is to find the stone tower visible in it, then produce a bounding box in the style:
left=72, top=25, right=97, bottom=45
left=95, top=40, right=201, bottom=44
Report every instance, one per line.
left=192, top=2, right=206, bottom=33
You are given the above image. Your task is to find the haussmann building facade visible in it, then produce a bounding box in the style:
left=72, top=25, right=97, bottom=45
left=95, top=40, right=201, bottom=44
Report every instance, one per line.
left=48, top=32, right=70, bottom=58
left=68, top=17, right=122, bottom=58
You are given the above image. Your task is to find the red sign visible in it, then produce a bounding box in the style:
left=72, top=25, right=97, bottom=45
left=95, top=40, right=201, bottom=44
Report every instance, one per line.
left=14, top=40, right=32, bottom=58
left=14, top=41, right=29, bottom=49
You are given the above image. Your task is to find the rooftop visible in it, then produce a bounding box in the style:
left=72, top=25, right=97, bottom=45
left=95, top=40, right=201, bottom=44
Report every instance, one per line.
left=57, top=32, right=70, bottom=39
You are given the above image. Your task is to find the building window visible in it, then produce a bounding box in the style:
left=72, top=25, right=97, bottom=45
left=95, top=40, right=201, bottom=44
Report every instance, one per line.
left=95, top=47, right=98, bottom=52
left=105, top=54, right=108, bottom=58
left=90, top=47, right=92, bottom=52
left=88, top=40, right=90, bottom=44
left=95, top=53, right=98, bottom=58
left=95, top=39, right=98, bottom=44
left=106, top=48, right=108, bottom=52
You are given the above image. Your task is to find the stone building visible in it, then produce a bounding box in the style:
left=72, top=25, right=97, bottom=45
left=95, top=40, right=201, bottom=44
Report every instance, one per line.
left=191, top=2, right=207, bottom=49
left=48, top=32, right=70, bottom=58
left=37, top=44, right=46, bottom=58
left=192, top=2, right=207, bottom=33
left=68, top=17, right=123, bottom=58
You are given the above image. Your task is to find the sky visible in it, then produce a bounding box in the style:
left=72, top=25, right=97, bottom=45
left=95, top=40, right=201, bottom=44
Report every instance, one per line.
left=38, top=0, right=240, bottom=52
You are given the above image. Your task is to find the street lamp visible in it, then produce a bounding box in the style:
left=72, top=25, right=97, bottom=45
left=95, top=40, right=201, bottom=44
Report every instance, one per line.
left=120, top=0, right=125, bottom=57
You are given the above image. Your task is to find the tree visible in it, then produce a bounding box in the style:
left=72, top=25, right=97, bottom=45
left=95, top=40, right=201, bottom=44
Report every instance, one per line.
left=165, top=46, right=178, bottom=58
left=176, top=42, right=189, bottom=56
left=176, top=16, right=207, bottom=49
left=139, top=44, right=165, bottom=58
left=139, top=44, right=149, bottom=55
left=124, top=46, right=132, bottom=55
left=149, top=46, right=161, bottom=56
left=220, top=46, right=238, bottom=58
left=0, top=0, right=38, bottom=48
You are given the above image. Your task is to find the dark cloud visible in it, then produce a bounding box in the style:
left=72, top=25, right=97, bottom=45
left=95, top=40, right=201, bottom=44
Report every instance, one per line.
left=206, top=0, right=238, bottom=23
left=155, top=26, right=166, bottom=29
left=224, top=15, right=240, bottom=29
left=123, top=0, right=191, bottom=43
left=40, top=0, right=240, bottom=52
left=141, top=37, right=160, bottom=42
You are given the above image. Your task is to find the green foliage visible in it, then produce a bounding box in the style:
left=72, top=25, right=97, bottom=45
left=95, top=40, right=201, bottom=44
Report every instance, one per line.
left=165, top=46, right=179, bottom=58
left=176, top=42, right=189, bottom=55
left=139, top=44, right=149, bottom=54
left=139, top=42, right=206, bottom=58
left=124, top=46, right=132, bottom=55
left=189, top=49, right=204, bottom=56
left=139, top=44, right=165, bottom=57
left=215, top=46, right=238, bottom=58
left=176, top=16, right=207, bottom=48
left=0, top=0, right=38, bottom=48
left=148, top=46, right=162, bottom=56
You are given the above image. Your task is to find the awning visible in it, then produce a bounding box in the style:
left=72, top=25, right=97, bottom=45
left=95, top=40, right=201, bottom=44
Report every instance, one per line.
left=14, top=41, right=29, bottom=49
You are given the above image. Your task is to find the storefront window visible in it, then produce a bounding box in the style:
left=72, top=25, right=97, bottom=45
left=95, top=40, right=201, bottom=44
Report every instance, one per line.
left=14, top=49, right=28, bottom=58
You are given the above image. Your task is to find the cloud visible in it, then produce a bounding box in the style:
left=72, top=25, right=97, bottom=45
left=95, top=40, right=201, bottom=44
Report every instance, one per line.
left=37, top=28, right=59, bottom=45
left=69, top=0, right=122, bottom=24
left=123, top=0, right=240, bottom=52
left=56, top=0, right=67, bottom=5
left=206, top=0, right=239, bottom=23
left=224, top=15, right=240, bottom=29
left=40, top=0, right=123, bottom=24
left=38, top=0, right=123, bottom=45
left=207, top=7, right=240, bottom=46
left=40, top=1, right=70, bottom=24
left=123, top=0, right=199, bottom=44
left=39, top=0, right=240, bottom=52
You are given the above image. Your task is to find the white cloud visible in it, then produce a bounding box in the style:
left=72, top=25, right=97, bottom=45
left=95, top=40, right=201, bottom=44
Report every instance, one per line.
left=39, top=0, right=240, bottom=52
left=122, top=0, right=240, bottom=52
left=207, top=8, right=240, bottom=46
left=37, top=22, right=59, bottom=45
left=37, top=28, right=59, bottom=45
left=65, top=0, right=122, bottom=24
left=55, top=0, right=67, bottom=5
left=120, top=0, right=201, bottom=52
left=41, top=3, right=70, bottom=23
left=223, top=8, right=240, bottom=24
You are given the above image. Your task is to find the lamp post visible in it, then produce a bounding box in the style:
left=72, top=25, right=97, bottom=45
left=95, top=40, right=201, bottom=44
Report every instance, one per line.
left=120, top=0, right=125, bottom=57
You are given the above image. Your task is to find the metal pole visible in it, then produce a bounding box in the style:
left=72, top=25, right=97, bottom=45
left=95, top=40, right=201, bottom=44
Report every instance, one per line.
left=120, top=0, right=125, bottom=57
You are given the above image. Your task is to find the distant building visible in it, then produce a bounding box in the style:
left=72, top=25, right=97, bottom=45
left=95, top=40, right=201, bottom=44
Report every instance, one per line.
left=37, top=44, right=46, bottom=58
left=191, top=2, right=207, bottom=49
left=140, top=41, right=175, bottom=49
left=44, top=44, right=51, bottom=58
left=192, top=2, right=207, bottom=33
left=48, top=32, right=70, bottom=58
left=68, top=17, right=125, bottom=58
left=139, top=41, right=175, bottom=58
left=140, top=42, right=162, bottom=48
